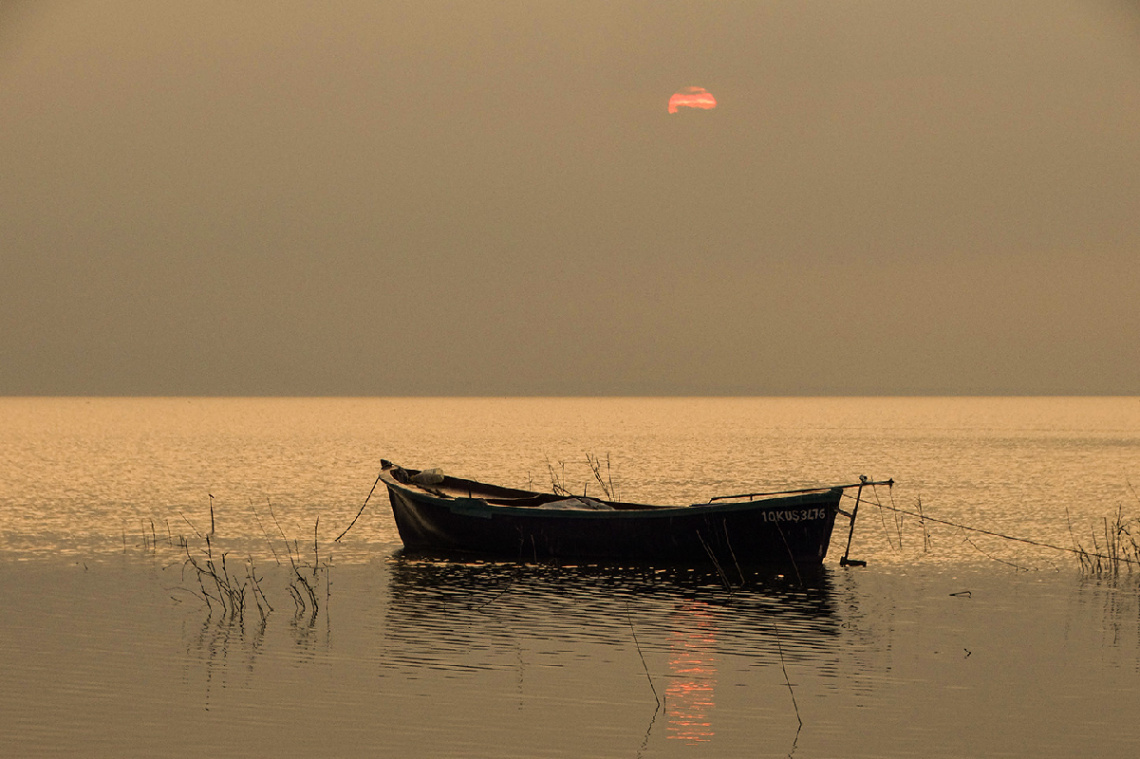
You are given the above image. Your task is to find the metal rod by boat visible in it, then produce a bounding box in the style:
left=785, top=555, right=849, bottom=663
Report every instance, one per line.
left=379, top=460, right=892, bottom=568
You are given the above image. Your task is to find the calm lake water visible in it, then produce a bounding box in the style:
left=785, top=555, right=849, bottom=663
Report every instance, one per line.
left=2, top=397, right=1140, bottom=757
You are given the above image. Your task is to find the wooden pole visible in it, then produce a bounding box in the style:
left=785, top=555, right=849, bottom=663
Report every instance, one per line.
left=840, top=479, right=866, bottom=567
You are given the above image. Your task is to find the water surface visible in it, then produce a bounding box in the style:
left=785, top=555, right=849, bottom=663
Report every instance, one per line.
left=2, top=397, right=1139, bottom=757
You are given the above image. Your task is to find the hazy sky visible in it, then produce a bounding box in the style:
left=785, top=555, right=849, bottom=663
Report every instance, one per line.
left=3, top=1, right=1139, bottom=395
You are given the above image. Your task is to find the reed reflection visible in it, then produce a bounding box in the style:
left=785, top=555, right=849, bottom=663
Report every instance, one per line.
left=175, top=556, right=332, bottom=701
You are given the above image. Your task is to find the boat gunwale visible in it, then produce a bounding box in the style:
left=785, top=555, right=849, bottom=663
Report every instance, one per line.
left=380, top=466, right=844, bottom=520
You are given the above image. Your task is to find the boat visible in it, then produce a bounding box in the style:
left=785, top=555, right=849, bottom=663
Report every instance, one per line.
left=379, top=460, right=891, bottom=568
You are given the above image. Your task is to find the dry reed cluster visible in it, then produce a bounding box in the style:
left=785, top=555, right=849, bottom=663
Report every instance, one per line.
left=1070, top=505, right=1140, bottom=576
left=545, top=452, right=619, bottom=500
left=131, top=497, right=330, bottom=627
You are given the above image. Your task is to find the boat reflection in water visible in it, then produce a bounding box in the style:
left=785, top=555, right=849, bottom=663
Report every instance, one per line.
left=383, top=554, right=841, bottom=746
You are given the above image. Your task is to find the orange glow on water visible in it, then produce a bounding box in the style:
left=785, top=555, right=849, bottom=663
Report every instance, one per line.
left=668, top=86, right=717, bottom=114
left=667, top=601, right=718, bottom=743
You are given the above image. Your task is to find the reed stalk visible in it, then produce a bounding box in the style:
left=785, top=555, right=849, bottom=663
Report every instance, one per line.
left=546, top=458, right=572, bottom=497
left=585, top=452, right=617, bottom=500
left=915, top=497, right=932, bottom=553
left=772, top=620, right=803, bottom=747
left=625, top=601, right=661, bottom=709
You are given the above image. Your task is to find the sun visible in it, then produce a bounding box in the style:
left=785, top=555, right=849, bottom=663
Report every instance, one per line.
left=668, top=86, right=717, bottom=114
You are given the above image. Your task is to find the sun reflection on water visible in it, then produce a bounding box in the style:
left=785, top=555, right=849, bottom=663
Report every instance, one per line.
left=666, top=599, right=718, bottom=743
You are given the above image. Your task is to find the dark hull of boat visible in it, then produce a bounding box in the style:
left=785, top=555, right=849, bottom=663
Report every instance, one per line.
left=381, top=468, right=844, bottom=568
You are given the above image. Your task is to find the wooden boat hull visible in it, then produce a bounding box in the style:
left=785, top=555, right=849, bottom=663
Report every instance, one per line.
left=380, top=463, right=845, bottom=568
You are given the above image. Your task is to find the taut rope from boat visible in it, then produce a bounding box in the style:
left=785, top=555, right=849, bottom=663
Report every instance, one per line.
left=335, top=468, right=385, bottom=542
left=841, top=491, right=1140, bottom=567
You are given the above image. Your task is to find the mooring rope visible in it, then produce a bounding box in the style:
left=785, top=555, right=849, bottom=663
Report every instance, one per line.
left=334, top=469, right=384, bottom=542
left=840, top=490, right=1140, bottom=566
